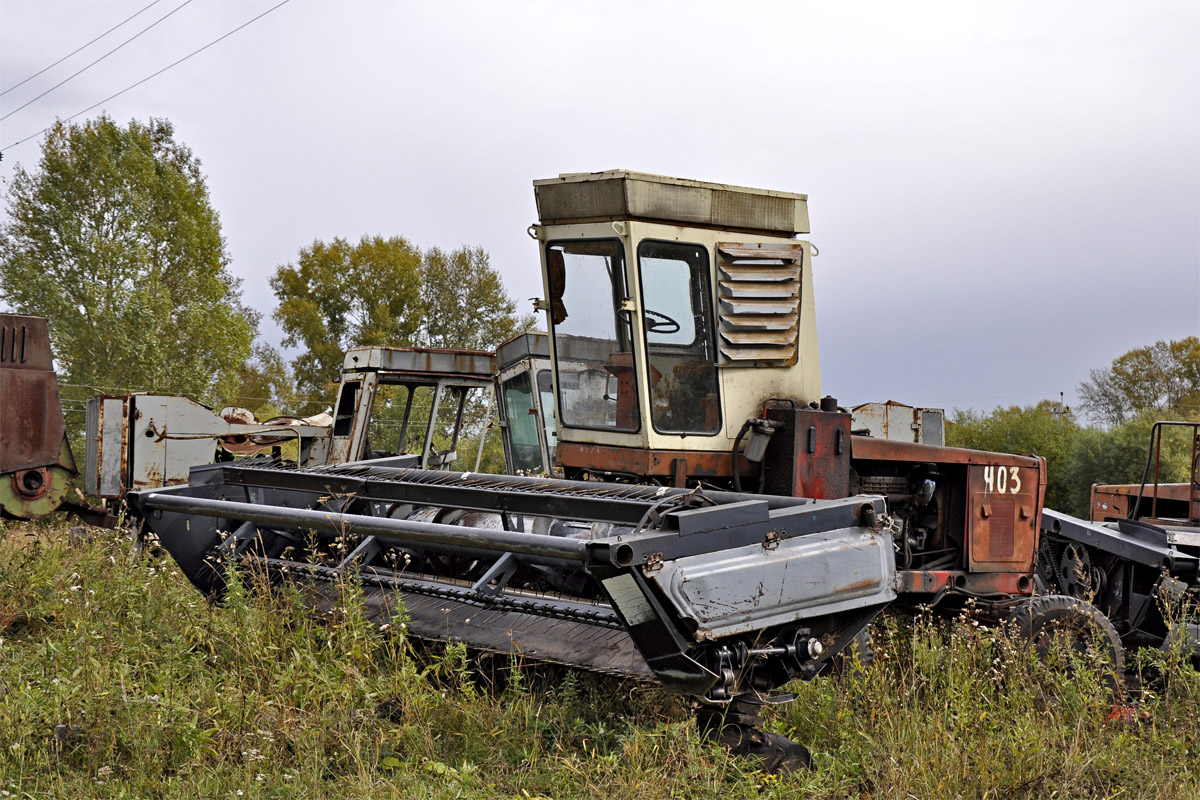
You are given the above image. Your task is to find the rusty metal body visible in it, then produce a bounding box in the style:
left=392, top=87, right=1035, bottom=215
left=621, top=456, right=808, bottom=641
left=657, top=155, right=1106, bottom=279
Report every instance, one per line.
left=850, top=401, right=945, bottom=446
left=0, top=314, right=78, bottom=519
left=0, top=315, right=66, bottom=473
left=1092, top=482, right=1196, bottom=526
left=85, top=394, right=333, bottom=498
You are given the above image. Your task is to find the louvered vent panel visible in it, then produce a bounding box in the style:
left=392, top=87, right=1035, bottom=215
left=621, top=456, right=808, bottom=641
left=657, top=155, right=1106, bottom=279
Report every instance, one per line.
left=716, top=244, right=803, bottom=366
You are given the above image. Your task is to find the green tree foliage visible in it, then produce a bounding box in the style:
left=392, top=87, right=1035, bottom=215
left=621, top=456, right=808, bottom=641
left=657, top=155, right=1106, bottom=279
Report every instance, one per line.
left=270, top=235, right=424, bottom=408
left=421, top=246, right=535, bottom=350
left=271, top=240, right=532, bottom=471
left=948, top=401, right=1082, bottom=513
left=1078, top=337, right=1200, bottom=427
left=226, top=342, right=309, bottom=421
left=0, top=116, right=255, bottom=425
left=949, top=402, right=1197, bottom=518
left=458, top=419, right=507, bottom=473
left=1062, top=411, right=1197, bottom=517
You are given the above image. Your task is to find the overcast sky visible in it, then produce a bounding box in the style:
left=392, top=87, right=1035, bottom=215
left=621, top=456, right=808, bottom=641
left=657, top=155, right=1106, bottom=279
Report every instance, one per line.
left=1, top=0, right=1197, bottom=417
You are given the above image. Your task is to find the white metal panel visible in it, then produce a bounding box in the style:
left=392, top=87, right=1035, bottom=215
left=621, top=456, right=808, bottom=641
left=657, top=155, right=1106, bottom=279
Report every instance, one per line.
left=650, top=526, right=897, bottom=638
left=715, top=244, right=804, bottom=367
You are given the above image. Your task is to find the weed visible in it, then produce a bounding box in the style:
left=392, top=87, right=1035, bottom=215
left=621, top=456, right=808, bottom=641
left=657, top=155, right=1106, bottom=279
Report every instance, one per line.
left=0, top=521, right=1196, bottom=798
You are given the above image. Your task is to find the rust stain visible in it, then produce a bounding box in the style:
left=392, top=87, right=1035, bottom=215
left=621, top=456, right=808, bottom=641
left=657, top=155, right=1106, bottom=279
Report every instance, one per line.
left=852, top=436, right=1042, bottom=469
left=10, top=468, right=50, bottom=500
left=834, top=577, right=879, bottom=594
left=557, top=442, right=739, bottom=478
left=136, top=462, right=164, bottom=489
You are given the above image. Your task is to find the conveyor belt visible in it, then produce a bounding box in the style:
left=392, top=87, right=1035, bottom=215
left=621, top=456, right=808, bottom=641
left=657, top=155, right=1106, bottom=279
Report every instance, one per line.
left=365, top=589, right=650, bottom=680
left=291, top=561, right=652, bottom=681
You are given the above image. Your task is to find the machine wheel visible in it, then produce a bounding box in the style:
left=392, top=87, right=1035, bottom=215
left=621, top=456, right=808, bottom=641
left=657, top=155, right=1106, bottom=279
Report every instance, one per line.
left=1160, top=622, right=1200, bottom=671
left=1058, top=542, right=1103, bottom=600
left=1010, top=594, right=1125, bottom=694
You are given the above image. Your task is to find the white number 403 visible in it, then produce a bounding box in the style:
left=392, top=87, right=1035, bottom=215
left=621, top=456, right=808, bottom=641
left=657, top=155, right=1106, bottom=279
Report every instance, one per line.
left=982, top=465, right=1022, bottom=494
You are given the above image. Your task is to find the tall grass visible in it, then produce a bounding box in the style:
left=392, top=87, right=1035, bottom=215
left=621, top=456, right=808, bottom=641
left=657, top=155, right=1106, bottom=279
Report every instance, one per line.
left=1, top=521, right=1197, bottom=799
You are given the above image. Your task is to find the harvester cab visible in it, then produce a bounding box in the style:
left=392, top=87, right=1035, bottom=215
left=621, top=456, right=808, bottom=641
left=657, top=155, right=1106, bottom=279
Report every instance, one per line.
left=495, top=331, right=559, bottom=477
left=328, top=345, right=496, bottom=468
left=530, top=171, right=820, bottom=486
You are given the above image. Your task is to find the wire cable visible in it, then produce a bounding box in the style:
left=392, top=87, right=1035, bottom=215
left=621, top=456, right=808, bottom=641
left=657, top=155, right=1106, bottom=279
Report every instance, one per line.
left=1, top=0, right=293, bottom=153
left=1, top=0, right=197, bottom=122
left=1, top=0, right=166, bottom=97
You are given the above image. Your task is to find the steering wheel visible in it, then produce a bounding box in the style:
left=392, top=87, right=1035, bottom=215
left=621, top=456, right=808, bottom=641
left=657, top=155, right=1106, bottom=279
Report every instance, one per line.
left=643, top=309, right=681, bottom=335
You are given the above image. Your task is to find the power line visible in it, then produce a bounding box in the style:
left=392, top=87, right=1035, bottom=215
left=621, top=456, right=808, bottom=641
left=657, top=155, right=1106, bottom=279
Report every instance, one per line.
left=1, top=0, right=197, bottom=123
left=1, top=0, right=294, bottom=152
left=1, top=0, right=167, bottom=98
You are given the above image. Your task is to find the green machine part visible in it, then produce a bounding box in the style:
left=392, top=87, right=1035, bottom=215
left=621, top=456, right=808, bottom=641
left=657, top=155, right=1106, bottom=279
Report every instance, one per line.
left=1, top=438, right=77, bottom=520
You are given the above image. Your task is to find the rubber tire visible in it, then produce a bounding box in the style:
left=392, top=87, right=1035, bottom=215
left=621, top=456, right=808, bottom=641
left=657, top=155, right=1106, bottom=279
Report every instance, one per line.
left=1160, top=622, right=1200, bottom=671
left=1010, top=594, right=1125, bottom=694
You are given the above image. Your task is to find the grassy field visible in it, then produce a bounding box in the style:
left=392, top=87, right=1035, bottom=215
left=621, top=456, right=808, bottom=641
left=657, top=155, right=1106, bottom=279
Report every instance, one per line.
left=1, top=520, right=1198, bottom=799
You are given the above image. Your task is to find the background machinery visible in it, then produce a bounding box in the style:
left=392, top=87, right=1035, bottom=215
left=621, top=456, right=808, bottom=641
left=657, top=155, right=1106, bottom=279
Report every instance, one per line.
left=495, top=331, right=558, bottom=477
left=84, top=345, right=496, bottom=502
left=1035, top=421, right=1200, bottom=657
left=0, top=313, right=110, bottom=524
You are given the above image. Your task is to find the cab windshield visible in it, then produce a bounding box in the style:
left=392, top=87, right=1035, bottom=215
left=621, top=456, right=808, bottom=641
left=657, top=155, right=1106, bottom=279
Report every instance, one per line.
left=500, top=371, right=543, bottom=474
left=545, top=240, right=639, bottom=432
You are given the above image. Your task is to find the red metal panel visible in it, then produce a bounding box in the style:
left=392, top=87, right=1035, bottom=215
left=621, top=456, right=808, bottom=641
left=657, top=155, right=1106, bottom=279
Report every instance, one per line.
left=762, top=407, right=852, bottom=499
left=967, top=464, right=1041, bottom=573
left=1090, top=486, right=1132, bottom=522
left=851, top=434, right=1046, bottom=576
left=0, top=315, right=66, bottom=474
left=1091, top=482, right=1197, bottom=525
left=557, top=442, right=737, bottom=479
left=897, top=569, right=1032, bottom=597
left=850, top=436, right=1042, bottom=470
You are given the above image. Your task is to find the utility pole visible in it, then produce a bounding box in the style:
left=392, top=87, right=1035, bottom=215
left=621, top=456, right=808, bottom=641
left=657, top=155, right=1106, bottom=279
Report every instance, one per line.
left=1054, top=391, right=1071, bottom=420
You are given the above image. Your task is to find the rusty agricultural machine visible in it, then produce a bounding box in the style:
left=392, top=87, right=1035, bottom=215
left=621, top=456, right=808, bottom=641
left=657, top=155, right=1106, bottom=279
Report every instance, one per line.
left=8, top=171, right=1199, bottom=769
left=1037, top=420, right=1200, bottom=657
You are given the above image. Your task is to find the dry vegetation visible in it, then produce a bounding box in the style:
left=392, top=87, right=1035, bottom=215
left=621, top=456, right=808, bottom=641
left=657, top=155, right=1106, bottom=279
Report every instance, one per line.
left=1, top=520, right=1197, bottom=799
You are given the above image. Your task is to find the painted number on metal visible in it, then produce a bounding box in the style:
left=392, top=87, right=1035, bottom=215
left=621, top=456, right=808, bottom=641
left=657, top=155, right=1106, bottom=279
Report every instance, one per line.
left=982, top=466, right=1021, bottom=494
